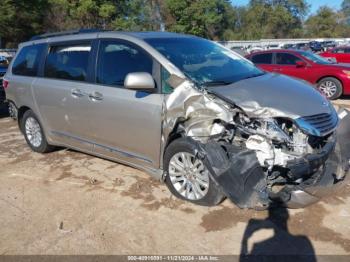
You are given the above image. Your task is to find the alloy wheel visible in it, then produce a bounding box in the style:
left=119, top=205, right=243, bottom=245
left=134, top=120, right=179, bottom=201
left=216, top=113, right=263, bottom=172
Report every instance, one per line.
left=25, top=117, right=42, bottom=148
left=168, top=152, right=209, bottom=200
left=318, top=80, right=337, bottom=98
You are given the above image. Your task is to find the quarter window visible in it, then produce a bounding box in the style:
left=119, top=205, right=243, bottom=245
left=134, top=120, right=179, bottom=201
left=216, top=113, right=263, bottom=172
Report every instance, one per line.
left=276, top=53, right=302, bottom=65
left=251, top=53, right=272, bottom=64
left=96, top=40, right=153, bottom=87
left=12, top=44, right=44, bottom=76
left=161, top=67, right=173, bottom=94
left=44, top=43, right=91, bottom=81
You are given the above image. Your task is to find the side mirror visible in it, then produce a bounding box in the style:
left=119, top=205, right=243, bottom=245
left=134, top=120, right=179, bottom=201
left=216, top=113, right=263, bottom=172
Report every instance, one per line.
left=296, top=61, right=306, bottom=68
left=124, top=72, right=155, bottom=90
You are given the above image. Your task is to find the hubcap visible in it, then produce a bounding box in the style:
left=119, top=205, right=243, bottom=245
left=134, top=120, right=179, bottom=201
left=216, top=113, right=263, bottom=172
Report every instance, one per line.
left=319, top=81, right=337, bottom=98
left=168, top=152, right=209, bottom=200
left=25, top=117, right=42, bottom=148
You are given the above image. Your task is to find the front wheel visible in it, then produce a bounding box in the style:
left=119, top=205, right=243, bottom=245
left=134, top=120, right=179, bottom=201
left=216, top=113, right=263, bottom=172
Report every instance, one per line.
left=317, top=77, right=342, bottom=100
left=164, top=138, right=225, bottom=206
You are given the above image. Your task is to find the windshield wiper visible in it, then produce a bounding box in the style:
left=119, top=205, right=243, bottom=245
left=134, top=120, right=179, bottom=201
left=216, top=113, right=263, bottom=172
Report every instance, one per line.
left=201, top=80, right=233, bottom=87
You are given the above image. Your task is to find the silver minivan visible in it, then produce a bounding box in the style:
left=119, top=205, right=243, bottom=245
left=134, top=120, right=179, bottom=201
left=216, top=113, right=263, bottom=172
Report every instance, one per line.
left=4, top=30, right=350, bottom=209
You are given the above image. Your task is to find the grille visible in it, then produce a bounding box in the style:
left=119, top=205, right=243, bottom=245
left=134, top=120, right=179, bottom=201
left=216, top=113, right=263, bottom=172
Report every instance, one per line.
left=296, top=111, right=338, bottom=137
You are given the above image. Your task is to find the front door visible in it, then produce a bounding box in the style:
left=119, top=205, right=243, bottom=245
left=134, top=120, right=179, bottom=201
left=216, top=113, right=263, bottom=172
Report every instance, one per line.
left=86, top=39, right=163, bottom=169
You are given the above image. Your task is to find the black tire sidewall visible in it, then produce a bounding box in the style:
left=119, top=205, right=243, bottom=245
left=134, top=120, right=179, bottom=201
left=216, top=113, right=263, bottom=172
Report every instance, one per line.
left=317, top=77, right=343, bottom=100
left=21, top=110, right=52, bottom=153
left=164, top=138, right=224, bottom=206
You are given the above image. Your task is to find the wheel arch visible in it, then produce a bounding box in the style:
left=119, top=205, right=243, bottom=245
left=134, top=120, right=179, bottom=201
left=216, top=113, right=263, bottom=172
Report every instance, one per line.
left=316, top=75, right=343, bottom=87
left=17, top=106, right=32, bottom=132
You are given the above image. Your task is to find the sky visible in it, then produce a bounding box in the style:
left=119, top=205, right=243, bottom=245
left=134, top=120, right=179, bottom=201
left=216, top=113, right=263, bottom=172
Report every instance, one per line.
left=232, top=0, right=343, bottom=14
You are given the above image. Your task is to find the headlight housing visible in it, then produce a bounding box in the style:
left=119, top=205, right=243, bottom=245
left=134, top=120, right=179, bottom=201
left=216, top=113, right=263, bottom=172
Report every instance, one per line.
left=254, top=118, right=292, bottom=143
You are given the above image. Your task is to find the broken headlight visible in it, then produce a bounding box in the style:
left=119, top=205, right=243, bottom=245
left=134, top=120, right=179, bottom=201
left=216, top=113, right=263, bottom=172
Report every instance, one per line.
left=253, top=118, right=292, bottom=143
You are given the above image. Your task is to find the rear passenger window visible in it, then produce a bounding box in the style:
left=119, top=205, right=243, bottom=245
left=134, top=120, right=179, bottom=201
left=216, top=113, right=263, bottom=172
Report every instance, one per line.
left=251, top=53, right=272, bottom=64
left=97, top=40, right=153, bottom=87
left=44, top=43, right=91, bottom=81
left=12, top=44, right=44, bottom=76
left=276, top=53, right=302, bottom=65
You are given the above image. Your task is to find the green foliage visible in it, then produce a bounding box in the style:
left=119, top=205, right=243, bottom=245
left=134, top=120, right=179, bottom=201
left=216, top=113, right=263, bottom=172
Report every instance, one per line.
left=0, top=0, right=48, bottom=47
left=163, top=0, right=233, bottom=40
left=1, top=0, right=350, bottom=48
left=235, top=0, right=309, bottom=40
left=305, top=6, right=350, bottom=38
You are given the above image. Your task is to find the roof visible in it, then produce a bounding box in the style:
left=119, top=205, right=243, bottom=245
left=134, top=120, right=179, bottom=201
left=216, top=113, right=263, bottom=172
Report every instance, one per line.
left=124, top=31, right=192, bottom=39
left=22, top=30, right=196, bottom=48
left=30, top=30, right=192, bottom=41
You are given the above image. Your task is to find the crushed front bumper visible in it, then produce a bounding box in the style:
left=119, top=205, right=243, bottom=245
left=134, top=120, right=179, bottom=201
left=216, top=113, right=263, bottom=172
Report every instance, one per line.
left=285, top=108, right=350, bottom=208
left=198, top=108, right=350, bottom=209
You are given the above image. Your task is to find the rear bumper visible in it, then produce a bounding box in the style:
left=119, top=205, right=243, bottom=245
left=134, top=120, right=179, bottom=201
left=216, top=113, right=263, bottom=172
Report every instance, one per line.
left=0, top=90, right=5, bottom=103
left=0, top=77, right=5, bottom=103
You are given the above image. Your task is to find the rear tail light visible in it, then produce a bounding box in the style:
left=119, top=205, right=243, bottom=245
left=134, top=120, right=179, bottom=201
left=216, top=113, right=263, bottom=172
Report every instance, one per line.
left=3, top=79, right=9, bottom=89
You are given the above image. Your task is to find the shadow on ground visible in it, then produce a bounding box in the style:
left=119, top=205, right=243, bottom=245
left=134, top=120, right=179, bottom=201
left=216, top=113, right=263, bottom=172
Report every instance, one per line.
left=340, top=95, right=350, bottom=100
left=239, top=206, right=316, bottom=262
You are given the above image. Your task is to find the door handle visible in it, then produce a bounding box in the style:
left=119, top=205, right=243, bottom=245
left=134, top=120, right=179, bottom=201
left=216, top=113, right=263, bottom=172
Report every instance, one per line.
left=88, top=91, right=103, bottom=101
left=71, top=88, right=85, bottom=98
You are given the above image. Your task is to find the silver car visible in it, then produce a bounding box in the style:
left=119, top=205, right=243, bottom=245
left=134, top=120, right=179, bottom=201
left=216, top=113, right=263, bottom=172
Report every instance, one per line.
left=4, top=30, right=350, bottom=209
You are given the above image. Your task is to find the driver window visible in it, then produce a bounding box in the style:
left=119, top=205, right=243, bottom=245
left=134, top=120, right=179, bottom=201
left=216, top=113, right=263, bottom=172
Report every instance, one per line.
left=97, top=40, right=153, bottom=87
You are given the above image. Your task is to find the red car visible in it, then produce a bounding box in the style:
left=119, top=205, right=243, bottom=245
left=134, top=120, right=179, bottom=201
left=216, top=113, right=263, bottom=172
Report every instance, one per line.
left=320, top=46, right=350, bottom=63
left=246, top=49, right=350, bottom=99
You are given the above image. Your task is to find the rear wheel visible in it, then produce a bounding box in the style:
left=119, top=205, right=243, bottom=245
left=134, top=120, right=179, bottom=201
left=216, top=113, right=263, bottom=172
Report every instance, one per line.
left=164, top=138, right=225, bottom=206
left=317, top=77, right=342, bottom=100
left=21, top=110, right=55, bottom=153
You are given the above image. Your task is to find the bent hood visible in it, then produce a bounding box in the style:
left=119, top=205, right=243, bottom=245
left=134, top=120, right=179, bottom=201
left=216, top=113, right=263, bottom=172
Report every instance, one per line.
left=208, top=73, right=333, bottom=119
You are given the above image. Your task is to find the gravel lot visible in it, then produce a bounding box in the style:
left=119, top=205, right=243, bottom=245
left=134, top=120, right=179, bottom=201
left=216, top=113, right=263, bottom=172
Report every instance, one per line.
left=0, top=100, right=350, bottom=257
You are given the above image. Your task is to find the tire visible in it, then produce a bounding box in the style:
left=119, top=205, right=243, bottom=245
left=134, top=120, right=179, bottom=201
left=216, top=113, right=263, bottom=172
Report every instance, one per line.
left=20, top=110, right=55, bottom=153
left=317, top=77, right=343, bottom=100
left=164, top=138, right=225, bottom=206
left=8, top=101, right=17, bottom=120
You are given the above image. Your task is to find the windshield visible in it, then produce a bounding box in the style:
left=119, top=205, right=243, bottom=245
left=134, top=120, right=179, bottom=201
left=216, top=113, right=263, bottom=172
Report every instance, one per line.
left=298, top=51, right=332, bottom=65
left=145, top=37, right=264, bottom=86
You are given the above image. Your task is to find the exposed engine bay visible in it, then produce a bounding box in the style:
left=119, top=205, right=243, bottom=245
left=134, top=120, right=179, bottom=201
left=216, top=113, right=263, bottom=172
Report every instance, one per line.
left=163, top=78, right=350, bottom=209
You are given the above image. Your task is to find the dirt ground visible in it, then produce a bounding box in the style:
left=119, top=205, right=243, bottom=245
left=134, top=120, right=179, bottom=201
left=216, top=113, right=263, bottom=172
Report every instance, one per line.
left=0, top=100, right=350, bottom=258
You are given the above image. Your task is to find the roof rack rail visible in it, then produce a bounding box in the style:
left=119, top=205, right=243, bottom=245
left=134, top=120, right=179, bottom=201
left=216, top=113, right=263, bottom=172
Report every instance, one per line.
left=30, top=29, right=104, bottom=41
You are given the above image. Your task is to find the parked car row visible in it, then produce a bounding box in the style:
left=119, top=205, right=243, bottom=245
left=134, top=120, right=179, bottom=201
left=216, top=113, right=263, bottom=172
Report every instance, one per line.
left=246, top=49, right=350, bottom=100
left=3, top=30, right=350, bottom=209
left=284, top=41, right=338, bottom=53
left=319, top=46, right=350, bottom=63
left=237, top=40, right=341, bottom=56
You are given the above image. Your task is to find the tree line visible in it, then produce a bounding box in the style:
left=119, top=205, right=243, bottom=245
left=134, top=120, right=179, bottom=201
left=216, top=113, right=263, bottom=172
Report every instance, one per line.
left=1, top=0, right=350, bottom=48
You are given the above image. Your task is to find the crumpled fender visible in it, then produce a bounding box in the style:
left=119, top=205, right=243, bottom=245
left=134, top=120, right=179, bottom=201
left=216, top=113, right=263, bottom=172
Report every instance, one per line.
left=163, top=81, right=233, bottom=142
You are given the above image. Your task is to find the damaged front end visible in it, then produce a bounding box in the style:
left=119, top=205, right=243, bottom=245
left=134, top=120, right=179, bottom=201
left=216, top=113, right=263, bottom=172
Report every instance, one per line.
left=163, top=78, right=350, bottom=209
